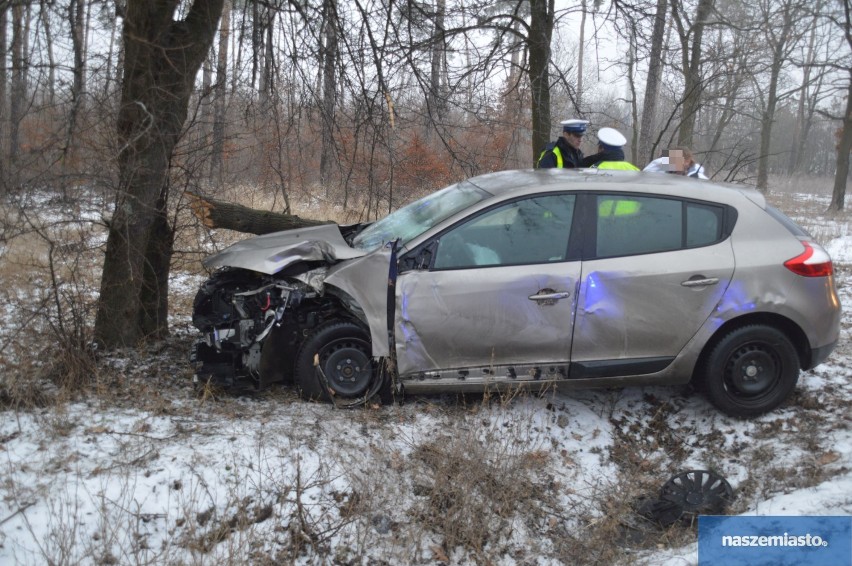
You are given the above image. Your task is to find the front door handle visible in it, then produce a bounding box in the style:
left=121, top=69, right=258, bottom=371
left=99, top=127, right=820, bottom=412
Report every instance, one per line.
left=529, top=291, right=571, bottom=301
left=681, top=277, right=719, bottom=287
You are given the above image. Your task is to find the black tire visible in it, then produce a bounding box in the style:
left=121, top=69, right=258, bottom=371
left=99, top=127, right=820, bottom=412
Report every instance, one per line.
left=294, top=321, right=376, bottom=402
left=700, top=324, right=800, bottom=418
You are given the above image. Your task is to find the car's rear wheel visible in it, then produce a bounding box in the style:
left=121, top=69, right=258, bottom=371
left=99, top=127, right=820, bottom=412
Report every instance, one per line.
left=700, top=324, right=800, bottom=418
left=295, top=321, right=377, bottom=403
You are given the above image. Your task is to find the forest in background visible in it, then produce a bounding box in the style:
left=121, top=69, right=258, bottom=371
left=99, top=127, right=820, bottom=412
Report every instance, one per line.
left=0, top=0, right=849, bottom=208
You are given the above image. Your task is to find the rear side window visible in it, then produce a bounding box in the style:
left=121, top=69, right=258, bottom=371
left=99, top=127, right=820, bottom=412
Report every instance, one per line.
left=595, top=195, right=727, bottom=258
left=687, top=203, right=724, bottom=246
left=764, top=205, right=812, bottom=238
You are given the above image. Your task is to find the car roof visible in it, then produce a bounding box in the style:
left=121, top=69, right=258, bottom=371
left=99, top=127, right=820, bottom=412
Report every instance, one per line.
left=464, top=169, right=766, bottom=209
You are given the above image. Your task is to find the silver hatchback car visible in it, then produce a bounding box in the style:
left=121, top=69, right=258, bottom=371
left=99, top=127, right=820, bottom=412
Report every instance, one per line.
left=192, top=170, right=841, bottom=417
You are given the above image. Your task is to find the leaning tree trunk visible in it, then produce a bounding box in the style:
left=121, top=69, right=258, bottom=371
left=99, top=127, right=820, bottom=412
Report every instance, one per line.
left=186, top=192, right=331, bottom=234
left=95, top=0, right=224, bottom=348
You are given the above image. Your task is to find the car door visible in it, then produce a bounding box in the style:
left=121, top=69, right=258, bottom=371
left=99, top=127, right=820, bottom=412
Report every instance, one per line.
left=394, top=193, right=581, bottom=378
left=570, top=193, right=735, bottom=377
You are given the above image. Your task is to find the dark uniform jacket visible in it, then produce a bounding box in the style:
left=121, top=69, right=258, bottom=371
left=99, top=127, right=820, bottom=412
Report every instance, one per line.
left=538, top=137, right=584, bottom=169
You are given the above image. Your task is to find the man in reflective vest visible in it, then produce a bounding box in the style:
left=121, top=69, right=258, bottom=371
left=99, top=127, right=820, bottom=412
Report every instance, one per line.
left=581, top=127, right=640, bottom=171
left=538, top=119, right=589, bottom=169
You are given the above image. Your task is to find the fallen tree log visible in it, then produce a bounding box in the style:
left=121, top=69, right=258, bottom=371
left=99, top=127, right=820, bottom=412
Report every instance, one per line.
left=185, top=192, right=332, bottom=235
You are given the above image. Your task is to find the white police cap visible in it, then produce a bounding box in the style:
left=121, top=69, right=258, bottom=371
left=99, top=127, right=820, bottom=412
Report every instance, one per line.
left=561, top=119, right=589, bottom=133
left=597, top=127, right=627, bottom=147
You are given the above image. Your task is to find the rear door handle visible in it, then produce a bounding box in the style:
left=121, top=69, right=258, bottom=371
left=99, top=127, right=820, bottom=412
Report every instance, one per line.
left=681, top=277, right=719, bottom=287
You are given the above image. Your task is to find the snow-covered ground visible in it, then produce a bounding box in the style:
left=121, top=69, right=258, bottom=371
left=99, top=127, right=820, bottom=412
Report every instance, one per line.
left=0, top=191, right=850, bottom=565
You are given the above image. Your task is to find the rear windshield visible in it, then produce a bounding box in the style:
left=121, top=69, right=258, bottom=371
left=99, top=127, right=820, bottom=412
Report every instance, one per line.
left=764, top=205, right=812, bottom=238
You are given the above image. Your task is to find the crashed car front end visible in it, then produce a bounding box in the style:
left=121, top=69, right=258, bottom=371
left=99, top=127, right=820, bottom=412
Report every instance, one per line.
left=189, top=224, right=396, bottom=402
left=191, top=268, right=318, bottom=389
left=190, top=179, right=493, bottom=401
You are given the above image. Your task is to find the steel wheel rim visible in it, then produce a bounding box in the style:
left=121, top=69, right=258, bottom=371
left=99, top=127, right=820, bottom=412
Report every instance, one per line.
left=319, top=337, right=373, bottom=398
left=724, top=341, right=781, bottom=399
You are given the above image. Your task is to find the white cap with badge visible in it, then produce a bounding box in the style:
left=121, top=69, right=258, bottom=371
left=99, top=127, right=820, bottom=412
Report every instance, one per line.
left=597, top=127, right=627, bottom=148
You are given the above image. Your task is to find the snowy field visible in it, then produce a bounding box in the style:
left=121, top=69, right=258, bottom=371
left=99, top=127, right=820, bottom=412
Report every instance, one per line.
left=0, top=188, right=850, bottom=565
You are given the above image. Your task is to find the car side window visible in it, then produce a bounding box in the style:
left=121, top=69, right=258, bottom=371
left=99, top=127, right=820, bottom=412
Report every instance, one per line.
left=686, top=203, right=724, bottom=247
left=433, top=194, right=576, bottom=269
left=596, top=195, right=725, bottom=258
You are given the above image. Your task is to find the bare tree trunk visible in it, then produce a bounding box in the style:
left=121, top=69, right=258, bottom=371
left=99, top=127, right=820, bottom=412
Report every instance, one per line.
left=628, top=25, right=639, bottom=165
left=638, top=0, right=668, bottom=165
left=0, top=5, right=7, bottom=191
left=9, top=3, right=25, bottom=178
left=210, top=0, right=230, bottom=188
left=95, top=0, right=224, bottom=348
left=424, top=0, right=446, bottom=137
left=828, top=72, right=851, bottom=212
left=577, top=0, right=586, bottom=110
left=319, top=0, right=338, bottom=188
left=64, top=0, right=87, bottom=168
left=788, top=11, right=819, bottom=174
left=528, top=0, right=554, bottom=167
left=757, top=2, right=796, bottom=191
left=103, top=7, right=119, bottom=100
left=39, top=0, right=55, bottom=106
left=675, top=0, right=714, bottom=148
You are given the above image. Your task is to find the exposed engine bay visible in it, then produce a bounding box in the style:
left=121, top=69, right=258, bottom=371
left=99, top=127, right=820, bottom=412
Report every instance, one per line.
left=191, top=266, right=366, bottom=392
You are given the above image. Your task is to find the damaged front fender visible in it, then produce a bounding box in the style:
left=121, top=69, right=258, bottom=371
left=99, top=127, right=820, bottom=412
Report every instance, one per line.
left=203, top=224, right=366, bottom=275
left=325, top=243, right=396, bottom=358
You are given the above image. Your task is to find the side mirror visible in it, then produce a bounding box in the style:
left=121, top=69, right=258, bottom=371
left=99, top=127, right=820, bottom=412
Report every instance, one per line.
left=399, top=242, right=435, bottom=273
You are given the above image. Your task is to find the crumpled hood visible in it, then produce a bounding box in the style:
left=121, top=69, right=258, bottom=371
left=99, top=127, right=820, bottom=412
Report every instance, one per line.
left=202, top=224, right=367, bottom=274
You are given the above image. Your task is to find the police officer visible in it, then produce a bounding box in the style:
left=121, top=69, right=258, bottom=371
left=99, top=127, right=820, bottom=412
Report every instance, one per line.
left=538, top=119, right=589, bottom=169
left=581, top=127, right=640, bottom=170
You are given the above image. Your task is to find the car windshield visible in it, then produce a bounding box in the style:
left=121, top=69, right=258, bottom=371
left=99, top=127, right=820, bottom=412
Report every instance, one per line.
left=351, top=181, right=491, bottom=251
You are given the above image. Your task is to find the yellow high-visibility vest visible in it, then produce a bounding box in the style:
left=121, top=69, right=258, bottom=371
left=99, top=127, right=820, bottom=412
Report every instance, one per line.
left=596, top=161, right=640, bottom=171
left=538, top=146, right=564, bottom=168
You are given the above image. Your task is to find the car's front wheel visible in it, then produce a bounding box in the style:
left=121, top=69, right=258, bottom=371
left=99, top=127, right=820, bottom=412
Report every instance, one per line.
left=295, top=321, right=378, bottom=404
left=700, top=324, right=800, bottom=418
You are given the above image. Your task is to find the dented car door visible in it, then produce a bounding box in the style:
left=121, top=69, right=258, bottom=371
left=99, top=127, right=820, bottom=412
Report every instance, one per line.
left=394, top=194, right=580, bottom=381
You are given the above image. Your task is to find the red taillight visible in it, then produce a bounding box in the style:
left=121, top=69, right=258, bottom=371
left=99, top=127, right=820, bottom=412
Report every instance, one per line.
left=784, top=241, right=834, bottom=277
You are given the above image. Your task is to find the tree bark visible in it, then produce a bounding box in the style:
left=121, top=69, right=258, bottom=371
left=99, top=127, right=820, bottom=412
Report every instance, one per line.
left=64, top=0, right=87, bottom=169
left=0, top=5, right=7, bottom=192
left=186, top=192, right=331, bottom=235
left=319, top=0, right=339, bottom=188
left=756, top=2, right=795, bottom=192
left=210, top=0, right=230, bottom=188
left=95, top=0, right=224, bottom=348
left=9, top=3, right=25, bottom=177
left=528, top=0, right=554, bottom=167
left=577, top=0, right=586, bottom=110
left=675, top=0, right=714, bottom=149
left=828, top=72, right=851, bottom=212
left=638, top=0, right=668, bottom=165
